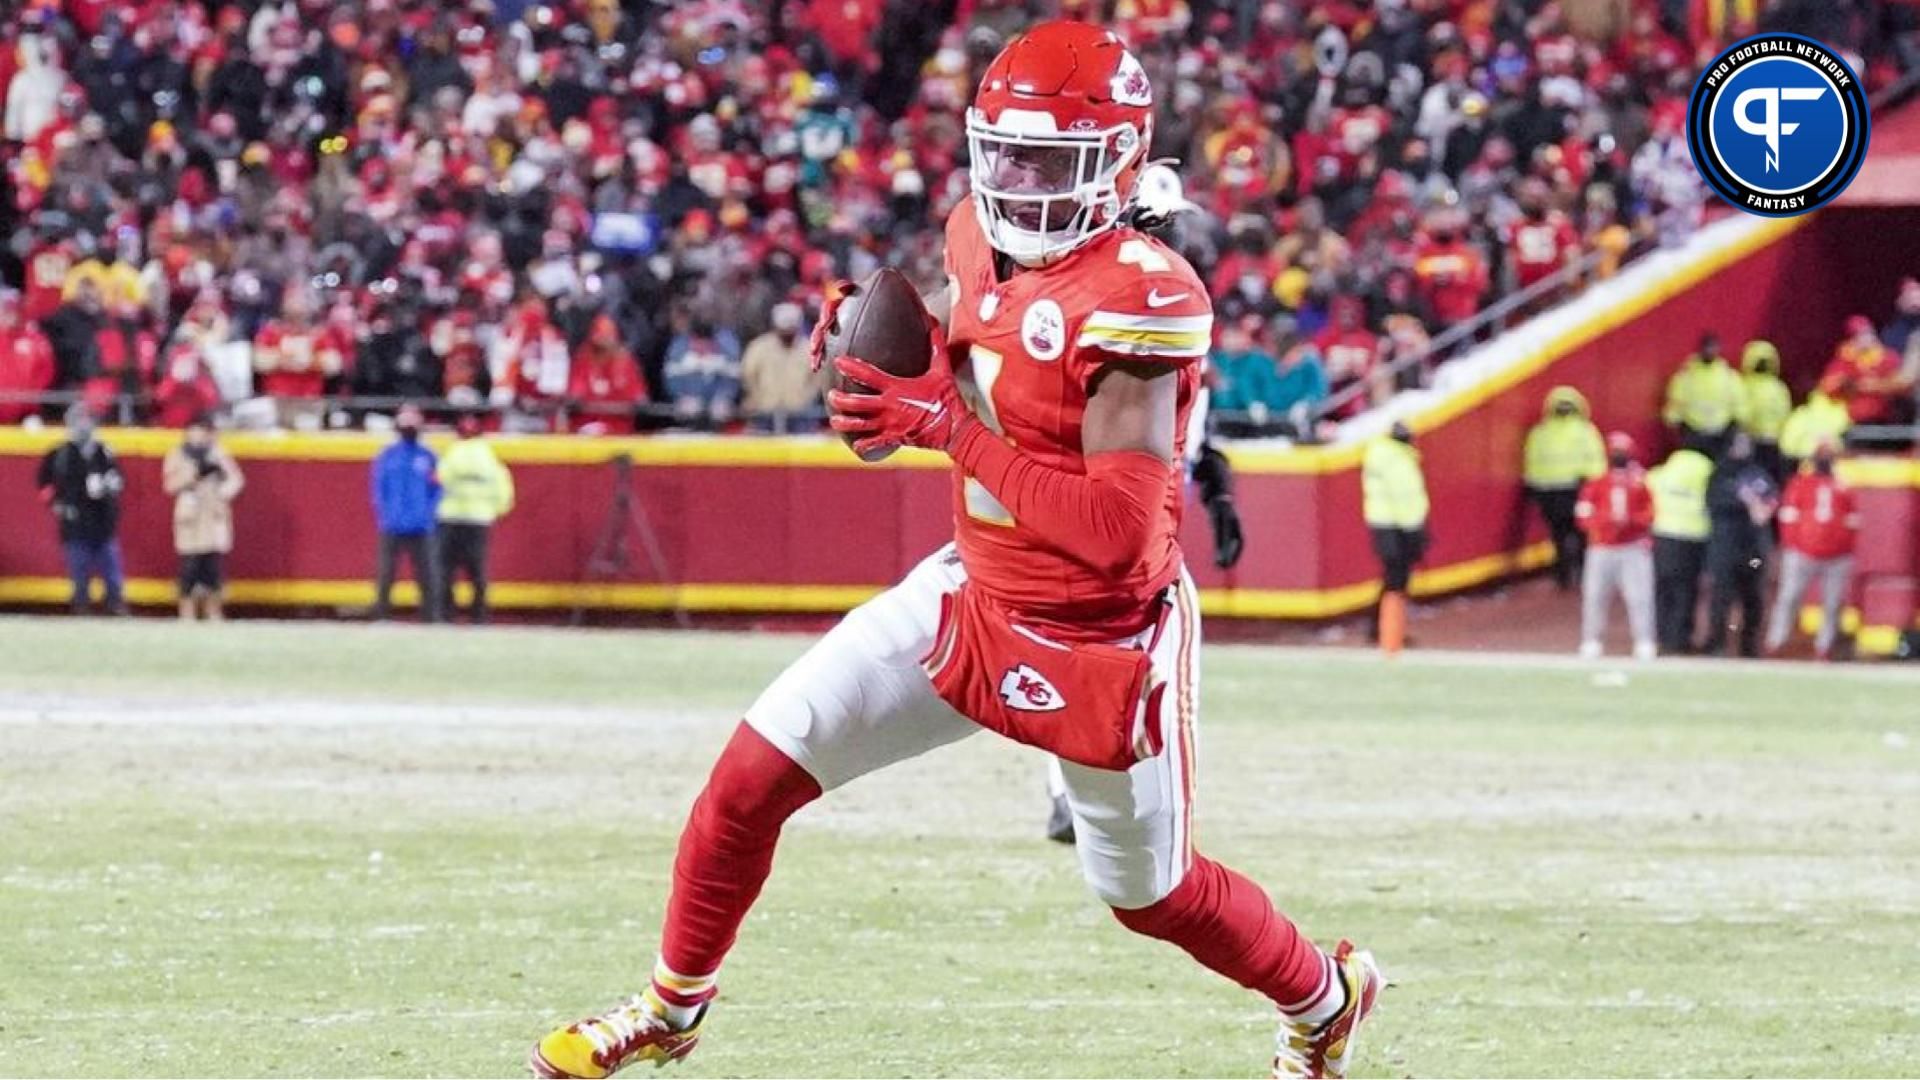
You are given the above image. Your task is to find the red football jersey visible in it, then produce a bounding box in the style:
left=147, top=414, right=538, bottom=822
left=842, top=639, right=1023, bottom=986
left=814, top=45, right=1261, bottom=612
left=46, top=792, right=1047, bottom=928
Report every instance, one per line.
left=1508, top=214, right=1579, bottom=289
left=942, top=204, right=1208, bottom=638
left=1575, top=468, right=1654, bottom=547
left=1778, top=473, right=1858, bottom=559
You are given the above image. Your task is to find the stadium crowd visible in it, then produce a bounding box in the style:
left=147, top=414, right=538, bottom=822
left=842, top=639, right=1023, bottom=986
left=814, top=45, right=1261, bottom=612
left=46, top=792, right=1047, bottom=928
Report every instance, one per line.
left=2, top=0, right=1911, bottom=436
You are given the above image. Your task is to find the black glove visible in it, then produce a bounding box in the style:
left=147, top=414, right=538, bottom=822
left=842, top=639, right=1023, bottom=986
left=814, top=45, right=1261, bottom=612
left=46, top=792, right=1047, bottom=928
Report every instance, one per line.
left=1207, top=494, right=1245, bottom=570
left=1192, top=443, right=1245, bottom=569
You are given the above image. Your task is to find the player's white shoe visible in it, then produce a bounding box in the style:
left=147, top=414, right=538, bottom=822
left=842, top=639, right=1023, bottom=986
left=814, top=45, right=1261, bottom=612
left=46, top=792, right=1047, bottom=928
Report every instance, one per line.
left=1578, top=640, right=1603, bottom=659
left=1273, top=941, right=1384, bottom=1079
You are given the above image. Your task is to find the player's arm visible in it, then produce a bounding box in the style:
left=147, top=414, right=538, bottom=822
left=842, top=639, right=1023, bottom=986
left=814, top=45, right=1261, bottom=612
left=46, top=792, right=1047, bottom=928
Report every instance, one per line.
left=831, top=265, right=1201, bottom=574
left=831, top=352, right=1177, bottom=573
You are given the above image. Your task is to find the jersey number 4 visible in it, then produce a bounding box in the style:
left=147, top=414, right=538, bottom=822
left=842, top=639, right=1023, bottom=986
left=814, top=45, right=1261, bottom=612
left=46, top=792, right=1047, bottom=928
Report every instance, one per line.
left=961, top=345, right=1016, bottom=527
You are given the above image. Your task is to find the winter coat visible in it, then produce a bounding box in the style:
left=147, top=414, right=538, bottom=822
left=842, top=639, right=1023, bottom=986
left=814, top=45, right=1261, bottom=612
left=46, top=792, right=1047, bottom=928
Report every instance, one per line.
left=163, top=443, right=245, bottom=555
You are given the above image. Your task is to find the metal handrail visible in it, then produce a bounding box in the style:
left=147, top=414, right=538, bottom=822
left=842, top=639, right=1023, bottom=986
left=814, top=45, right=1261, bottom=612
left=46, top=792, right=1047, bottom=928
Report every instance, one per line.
left=0, top=388, right=830, bottom=431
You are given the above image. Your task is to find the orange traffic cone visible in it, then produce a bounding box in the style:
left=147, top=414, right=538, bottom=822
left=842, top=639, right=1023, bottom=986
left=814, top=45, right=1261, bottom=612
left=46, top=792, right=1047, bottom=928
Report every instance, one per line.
left=1379, top=590, right=1407, bottom=656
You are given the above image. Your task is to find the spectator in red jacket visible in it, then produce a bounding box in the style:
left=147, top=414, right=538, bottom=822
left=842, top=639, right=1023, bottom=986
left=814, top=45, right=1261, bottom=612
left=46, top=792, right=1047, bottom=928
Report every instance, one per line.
left=1574, top=432, right=1657, bottom=661
left=1821, top=315, right=1910, bottom=426
left=568, top=315, right=647, bottom=436
left=0, top=289, right=56, bottom=424
left=501, top=292, right=571, bottom=432
left=1313, top=296, right=1381, bottom=417
left=22, top=234, right=74, bottom=322
left=84, top=297, right=157, bottom=416
left=1413, top=214, right=1490, bottom=327
left=1765, top=440, right=1860, bottom=658
left=152, top=343, right=223, bottom=429
left=1506, top=180, right=1580, bottom=295
left=254, top=288, right=343, bottom=429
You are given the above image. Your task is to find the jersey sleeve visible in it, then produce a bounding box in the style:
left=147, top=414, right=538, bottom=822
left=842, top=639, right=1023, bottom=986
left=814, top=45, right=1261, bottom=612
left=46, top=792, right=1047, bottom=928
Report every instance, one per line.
left=1072, top=242, right=1213, bottom=386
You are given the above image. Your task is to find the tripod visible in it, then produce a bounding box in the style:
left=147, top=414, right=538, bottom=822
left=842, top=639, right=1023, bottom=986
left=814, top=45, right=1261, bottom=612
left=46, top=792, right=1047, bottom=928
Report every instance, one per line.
left=574, top=452, right=690, bottom=628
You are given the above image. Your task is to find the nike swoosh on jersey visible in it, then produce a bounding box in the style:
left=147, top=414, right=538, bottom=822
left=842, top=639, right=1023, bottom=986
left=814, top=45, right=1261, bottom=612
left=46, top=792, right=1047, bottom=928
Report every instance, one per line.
left=1145, top=289, right=1190, bottom=309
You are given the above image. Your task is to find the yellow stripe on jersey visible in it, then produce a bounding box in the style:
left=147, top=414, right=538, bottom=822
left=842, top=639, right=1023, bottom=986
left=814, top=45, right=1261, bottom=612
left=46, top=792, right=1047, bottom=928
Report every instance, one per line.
left=1075, top=326, right=1211, bottom=357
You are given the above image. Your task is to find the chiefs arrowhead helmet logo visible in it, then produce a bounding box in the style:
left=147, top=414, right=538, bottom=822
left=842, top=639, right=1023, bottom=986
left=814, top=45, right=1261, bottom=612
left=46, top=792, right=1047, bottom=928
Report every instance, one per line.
left=1110, top=51, right=1152, bottom=107
left=999, top=664, right=1066, bottom=713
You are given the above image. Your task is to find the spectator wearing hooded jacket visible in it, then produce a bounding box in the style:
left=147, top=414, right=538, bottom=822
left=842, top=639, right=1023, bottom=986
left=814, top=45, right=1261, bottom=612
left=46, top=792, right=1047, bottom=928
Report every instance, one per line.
left=1523, top=386, right=1605, bottom=590
left=1737, top=339, right=1791, bottom=483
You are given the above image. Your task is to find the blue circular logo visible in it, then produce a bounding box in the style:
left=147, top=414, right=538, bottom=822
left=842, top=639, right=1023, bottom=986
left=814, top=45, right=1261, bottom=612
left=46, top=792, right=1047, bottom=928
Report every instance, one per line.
left=1687, top=34, right=1869, bottom=216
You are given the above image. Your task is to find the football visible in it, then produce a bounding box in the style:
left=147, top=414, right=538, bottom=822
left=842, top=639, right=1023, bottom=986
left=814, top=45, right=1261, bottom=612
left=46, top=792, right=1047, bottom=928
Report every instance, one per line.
left=819, top=267, right=934, bottom=461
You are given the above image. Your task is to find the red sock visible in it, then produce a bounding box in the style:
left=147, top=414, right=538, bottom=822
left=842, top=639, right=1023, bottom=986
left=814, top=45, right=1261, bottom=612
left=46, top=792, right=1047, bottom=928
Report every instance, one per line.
left=656, top=723, right=822, bottom=991
left=1111, top=854, right=1335, bottom=1015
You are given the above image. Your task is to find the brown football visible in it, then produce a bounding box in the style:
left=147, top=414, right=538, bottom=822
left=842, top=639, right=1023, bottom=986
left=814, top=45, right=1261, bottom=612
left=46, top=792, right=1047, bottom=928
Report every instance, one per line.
left=819, top=267, right=933, bottom=461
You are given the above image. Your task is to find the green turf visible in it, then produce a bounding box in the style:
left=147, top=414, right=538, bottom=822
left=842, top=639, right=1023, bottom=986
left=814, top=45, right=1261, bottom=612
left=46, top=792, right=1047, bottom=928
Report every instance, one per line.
left=1, top=616, right=1916, bottom=1077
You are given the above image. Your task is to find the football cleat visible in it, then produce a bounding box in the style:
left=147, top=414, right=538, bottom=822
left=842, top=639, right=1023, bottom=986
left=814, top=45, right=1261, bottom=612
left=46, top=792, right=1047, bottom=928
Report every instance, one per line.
left=1273, top=941, right=1385, bottom=1079
left=529, top=996, right=706, bottom=1079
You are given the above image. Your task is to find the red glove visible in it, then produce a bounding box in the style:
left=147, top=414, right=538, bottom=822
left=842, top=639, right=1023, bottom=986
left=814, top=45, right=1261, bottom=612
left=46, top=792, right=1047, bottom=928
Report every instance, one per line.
left=806, top=279, right=853, bottom=373
left=828, top=327, right=972, bottom=457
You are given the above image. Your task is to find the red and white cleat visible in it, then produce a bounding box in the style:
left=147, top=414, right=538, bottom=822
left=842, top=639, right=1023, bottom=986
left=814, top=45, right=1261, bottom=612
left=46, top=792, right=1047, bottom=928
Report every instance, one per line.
left=529, top=997, right=705, bottom=1079
left=1272, top=941, right=1385, bottom=1079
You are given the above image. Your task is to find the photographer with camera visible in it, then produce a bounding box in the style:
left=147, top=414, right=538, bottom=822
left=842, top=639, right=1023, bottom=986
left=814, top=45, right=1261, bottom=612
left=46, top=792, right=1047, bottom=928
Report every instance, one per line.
left=36, top=403, right=128, bottom=615
left=162, top=415, right=246, bottom=621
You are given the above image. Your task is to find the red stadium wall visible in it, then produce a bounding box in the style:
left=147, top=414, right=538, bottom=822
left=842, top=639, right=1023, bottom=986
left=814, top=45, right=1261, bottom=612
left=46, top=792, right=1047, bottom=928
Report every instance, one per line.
left=3, top=207, right=1916, bottom=632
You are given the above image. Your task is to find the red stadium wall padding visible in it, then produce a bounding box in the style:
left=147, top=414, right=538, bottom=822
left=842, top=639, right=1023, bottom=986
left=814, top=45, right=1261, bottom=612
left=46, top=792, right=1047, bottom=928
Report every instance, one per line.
left=3, top=208, right=1915, bottom=623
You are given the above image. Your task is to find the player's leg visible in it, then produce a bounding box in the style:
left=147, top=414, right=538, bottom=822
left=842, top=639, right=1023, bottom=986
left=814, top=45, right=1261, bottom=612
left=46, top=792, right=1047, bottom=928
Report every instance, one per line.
left=532, top=546, right=977, bottom=1079
left=1059, top=572, right=1382, bottom=1078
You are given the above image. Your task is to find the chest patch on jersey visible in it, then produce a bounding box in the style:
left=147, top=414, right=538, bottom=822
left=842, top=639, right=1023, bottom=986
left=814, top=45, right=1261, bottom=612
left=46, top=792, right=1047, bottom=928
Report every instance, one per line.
left=1021, top=299, right=1065, bottom=362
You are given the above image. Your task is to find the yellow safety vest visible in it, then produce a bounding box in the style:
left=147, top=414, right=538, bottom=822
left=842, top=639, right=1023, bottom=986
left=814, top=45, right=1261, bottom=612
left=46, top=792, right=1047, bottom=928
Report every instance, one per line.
left=1663, top=358, right=1745, bottom=435
left=1523, top=416, right=1605, bottom=489
left=1778, top=394, right=1852, bottom=461
left=1363, top=438, right=1429, bottom=529
left=437, top=439, right=516, bottom=525
left=1649, top=449, right=1713, bottom=541
left=1739, top=373, right=1791, bottom=441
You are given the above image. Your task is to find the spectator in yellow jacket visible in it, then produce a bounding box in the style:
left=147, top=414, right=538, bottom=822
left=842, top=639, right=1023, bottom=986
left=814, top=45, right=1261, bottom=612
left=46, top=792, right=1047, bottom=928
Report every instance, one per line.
left=1363, top=422, right=1429, bottom=650
left=1737, top=340, right=1791, bottom=481
left=1522, top=386, right=1605, bottom=590
left=437, top=415, right=516, bottom=624
left=1779, top=380, right=1853, bottom=471
left=1663, top=332, right=1744, bottom=457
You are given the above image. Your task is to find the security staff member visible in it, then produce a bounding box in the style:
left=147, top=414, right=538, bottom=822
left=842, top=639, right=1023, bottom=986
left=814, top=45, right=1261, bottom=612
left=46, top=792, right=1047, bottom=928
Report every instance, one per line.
left=1701, top=433, right=1778, bottom=658
left=437, top=414, right=516, bottom=624
left=1663, top=332, right=1745, bottom=457
left=1738, top=340, right=1792, bottom=482
left=1779, top=381, right=1852, bottom=473
left=1649, top=445, right=1715, bottom=654
left=1523, top=386, right=1605, bottom=590
left=1363, top=421, right=1429, bottom=653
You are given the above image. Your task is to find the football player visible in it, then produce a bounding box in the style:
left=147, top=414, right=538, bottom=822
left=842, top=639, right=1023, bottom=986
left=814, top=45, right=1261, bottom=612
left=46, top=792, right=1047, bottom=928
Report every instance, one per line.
left=531, top=23, right=1381, bottom=1080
